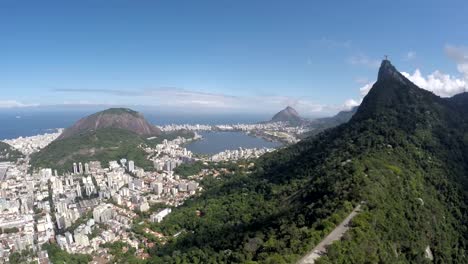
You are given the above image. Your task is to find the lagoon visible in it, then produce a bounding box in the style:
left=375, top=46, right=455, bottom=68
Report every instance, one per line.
left=186, top=131, right=282, bottom=155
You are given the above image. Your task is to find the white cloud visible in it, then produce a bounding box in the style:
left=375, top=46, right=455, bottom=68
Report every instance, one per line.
left=355, top=69, right=467, bottom=99
left=354, top=45, right=468, bottom=99
left=54, top=87, right=342, bottom=116
left=359, top=82, right=374, bottom=96
left=401, top=69, right=466, bottom=97
left=344, top=99, right=361, bottom=110
left=0, top=100, right=38, bottom=108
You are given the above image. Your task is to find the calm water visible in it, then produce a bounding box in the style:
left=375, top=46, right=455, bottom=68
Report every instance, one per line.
left=0, top=110, right=269, bottom=140
left=0, top=112, right=84, bottom=140
left=186, top=131, right=282, bottom=155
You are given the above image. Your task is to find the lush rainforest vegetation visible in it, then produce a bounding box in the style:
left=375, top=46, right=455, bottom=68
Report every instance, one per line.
left=34, top=61, right=468, bottom=263
left=141, top=61, right=468, bottom=263
left=0, top=141, right=22, bottom=162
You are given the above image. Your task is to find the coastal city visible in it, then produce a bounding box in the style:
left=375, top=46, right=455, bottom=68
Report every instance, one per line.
left=0, top=119, right=303, bottom=263
left=2, top=2, right=465, bottom=263
left=157, top=121, right=308, bottom=144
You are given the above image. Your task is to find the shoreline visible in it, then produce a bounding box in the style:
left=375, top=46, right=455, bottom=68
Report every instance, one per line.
left=1, top=128, right=63, bottom=141
left=185, top=130, right=284, bottom=156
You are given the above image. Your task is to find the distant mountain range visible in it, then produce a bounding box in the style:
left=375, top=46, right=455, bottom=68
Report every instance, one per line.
left=303, top=106, right=358, bottom=137
left=268, top=105, right=357, bottom=136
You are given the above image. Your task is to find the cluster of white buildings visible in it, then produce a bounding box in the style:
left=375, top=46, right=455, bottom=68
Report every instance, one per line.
left=0, top=125, right=276, bottom=261
left=211, top=147, right=275, bottom=162
left=0, top=158, right=55, bottom=262
left=44, top=134, right=202, bottom=255
left=157, top=124, right=212, bottom=131
left=2, top=129, right=63, bottom=155
left=145, top=137, right=194, bottom=172
left=157, top=121, right=307, bottom=133
left=157, top=121, right=306, bottom=144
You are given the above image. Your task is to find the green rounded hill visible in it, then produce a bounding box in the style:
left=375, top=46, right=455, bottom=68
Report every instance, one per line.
left=30, top=108, right=193, bottom=173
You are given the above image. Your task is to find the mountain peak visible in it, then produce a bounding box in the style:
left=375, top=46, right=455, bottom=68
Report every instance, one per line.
left=377, top=59, right=407, bottom=84
left=283, top=106, right=298, bottom=114
left=352, top=59, right=449, bottom=126
left=57, top=108, right=161, bottom=140
left=100, top=108, right=140, bottom=117
left=271, top=106, right=302, bottom=124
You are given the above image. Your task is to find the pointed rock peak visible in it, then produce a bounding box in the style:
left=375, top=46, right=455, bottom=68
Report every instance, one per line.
left=284, top=106, right=298, bottom=113
left=377, top=59, right=407, bottom=84
left=271, top=106, right=302, bottom=124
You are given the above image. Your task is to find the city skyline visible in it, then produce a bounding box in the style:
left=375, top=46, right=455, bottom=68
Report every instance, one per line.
left=1, top=1, right=467, bottom=116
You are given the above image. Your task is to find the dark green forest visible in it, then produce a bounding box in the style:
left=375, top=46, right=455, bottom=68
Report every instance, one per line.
left=33, top=61, right=468, bottom=263
left=138, top=61, right=468, bottom=263
left=0, top=141, right=22, bottom=162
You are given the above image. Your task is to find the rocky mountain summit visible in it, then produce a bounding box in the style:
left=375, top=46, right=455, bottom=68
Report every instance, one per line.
left=271, top=106, right=303, bottom=124
left=58, top=108, right=161, bottom=140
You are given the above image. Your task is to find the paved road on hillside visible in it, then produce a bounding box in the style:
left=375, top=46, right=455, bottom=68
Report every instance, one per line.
left=297, top=204, right=362, bottom=264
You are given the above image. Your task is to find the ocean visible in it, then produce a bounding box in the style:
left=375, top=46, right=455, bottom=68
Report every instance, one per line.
left=0, top=110, right=270, bottom=140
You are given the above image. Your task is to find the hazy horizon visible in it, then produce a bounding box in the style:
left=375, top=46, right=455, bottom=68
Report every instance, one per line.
left=1, top=1, right=467, bottom=116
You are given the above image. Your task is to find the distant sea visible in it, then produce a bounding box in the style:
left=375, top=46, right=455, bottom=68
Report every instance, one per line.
left=0, top=110, right=270, bottom=140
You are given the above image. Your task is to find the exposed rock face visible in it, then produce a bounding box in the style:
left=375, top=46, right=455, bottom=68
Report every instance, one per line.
left=58, top=108, right=161, bottom=140
left=378, top=59, right=408, bottom=84
left=271, top=106, right=303, bottom=124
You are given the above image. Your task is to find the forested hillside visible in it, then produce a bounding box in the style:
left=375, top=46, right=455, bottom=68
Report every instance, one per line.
left=142, top=60, right=468, bottom=263
left=31, top=128, right=194, bottom=173
left=0, top=142, right=22, bottom=162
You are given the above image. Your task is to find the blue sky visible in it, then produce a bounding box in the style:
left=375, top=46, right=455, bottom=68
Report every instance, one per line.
left=1, top=0, right=467, bottom=117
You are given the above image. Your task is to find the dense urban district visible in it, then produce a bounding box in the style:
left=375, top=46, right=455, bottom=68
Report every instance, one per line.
left=0, top=106, right=340, bottom=264
left=1, top=61, right=466, bottom=264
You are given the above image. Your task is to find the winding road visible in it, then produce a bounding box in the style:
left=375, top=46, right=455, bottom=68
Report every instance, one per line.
left=297, top=204, right=362, bottom=264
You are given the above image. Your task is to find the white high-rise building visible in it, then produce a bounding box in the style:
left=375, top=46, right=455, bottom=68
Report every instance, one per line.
left=73, top=163, right=78, bottom=174
left=64, top=232, right=74, bottom=245
left=93, top=204, right=114, bottom=223
left=152, top=182, right=163, bottom=195
left=40, top=168, right=52, bottom=179
left=128, top=160, right=135, bottom=172
left=78, top=162, right=83, bottom=174
left=76, top=184, right=82, bottom=197
left=65, top=176, right=74, bottom=186
left=84, top=163, right=90, bottom=174
left=51, top=177, right=64, bottom=194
